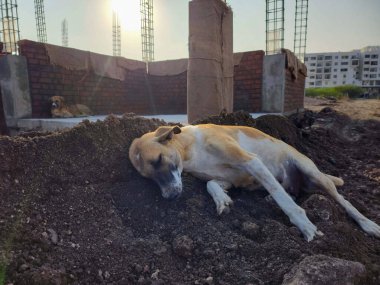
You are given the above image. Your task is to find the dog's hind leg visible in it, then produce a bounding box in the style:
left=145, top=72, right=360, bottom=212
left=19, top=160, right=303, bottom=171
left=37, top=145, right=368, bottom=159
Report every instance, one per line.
left=294, top=156, right=380, bottom=238
left=325, top=174, right=344, bottom=187
left=204, top=138, right=321, bottom=241
left=207, top=180, right=233, bottom=215
left=242, top=156, right=323, bottom=241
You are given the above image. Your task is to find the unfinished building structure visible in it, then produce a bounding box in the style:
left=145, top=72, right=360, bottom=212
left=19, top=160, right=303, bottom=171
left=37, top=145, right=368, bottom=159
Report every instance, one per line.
left=112, top=9, right=121, bottom=56
left=0, top=0, right=20, bottom=53
left=293, top=0, right=309, bottom=62
left=140, top=0, right=154, bottom=62
left=34, top=0, right=47, bottom=43
left=265, top=0, right=284, bottom=55
left=0, top=0, right=307, bottom=131
left=61, top=18, right=68, bottom=47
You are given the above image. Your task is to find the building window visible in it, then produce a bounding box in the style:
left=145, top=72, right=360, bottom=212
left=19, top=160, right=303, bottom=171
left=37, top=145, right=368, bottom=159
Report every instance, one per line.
left=324, top=56, right=332, bottom=60
left=370, top=68, right=377, bottom=72
left=351, top=55, right=358, bottom=59
left=340, top=68, right=348, bottom=72
left=333, top=81, right=337, bottom=84
left=325, top=74, right=331, bottom=79
left=370, top=74, right=377, bottom=78
left=316, top=68, right=322, bottom=73
left=351, top=60, right=359, bottom=65
left=333, top=75, right=337, bottom=78
left=310, top=75, right=315, bottom=79
left=310, top=63, right=316, bottom=66
left=325, top=61, right=332, bottom=67
left=310, top=56, right=316, bottom=60
left=316, top=81, right=322, bottom=86
left=333, top=69, right=337, bottom=72
left=365, top=54, right=370, bottom=58
left=317, top=55, right=324, bottom=60
left=341, top=62, right=348, bottom=65
left=316, top=74, right=323, bottom=79
left=364, top=68, right=369, bottom=71
left=335, top=56, right=339, bottom=59
left=364, top=61, right=370, bottom=65
left=324, top=68, right=331, bottom=73
left=317, top=62, right=323, bottom=67
left=371, top=61, right=378, bottom=65
left=342, top=81, right=346, bottom=84
left=309, top=82, right=314, bottom=86
left=371, top=54, right=378, bottom=59
left=310, top=69, right=315, bottom=72
left=304, top=57, right=308, bottom=61
left=342, top=55, right=349, bottom=59
left=334, top=62, right=338, bottom=65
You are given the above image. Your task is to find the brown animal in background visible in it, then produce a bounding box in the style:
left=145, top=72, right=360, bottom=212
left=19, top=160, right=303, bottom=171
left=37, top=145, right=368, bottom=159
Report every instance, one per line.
left=50, top=96, right=92, bottom=118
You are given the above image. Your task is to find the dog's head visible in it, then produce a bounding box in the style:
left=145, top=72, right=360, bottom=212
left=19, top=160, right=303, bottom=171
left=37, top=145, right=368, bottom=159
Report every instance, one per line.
left=129, top=126, right=183, bottom=200
left=50, top=96, right=65, bottom=110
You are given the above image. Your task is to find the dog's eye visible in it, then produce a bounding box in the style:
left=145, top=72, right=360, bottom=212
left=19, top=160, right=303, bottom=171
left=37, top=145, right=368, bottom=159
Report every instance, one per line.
left=151, top=154, right=162, bottom=168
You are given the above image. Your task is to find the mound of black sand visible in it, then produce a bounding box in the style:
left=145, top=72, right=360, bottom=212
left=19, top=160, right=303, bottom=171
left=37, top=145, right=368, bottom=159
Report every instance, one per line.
left=1, top=111, right=379, bottom=284
left=195, top=110, right=303, bottom=150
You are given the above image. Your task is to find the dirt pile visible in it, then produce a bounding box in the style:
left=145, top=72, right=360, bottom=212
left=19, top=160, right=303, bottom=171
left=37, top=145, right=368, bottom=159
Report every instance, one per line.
left=1, top=110, right=380, bottom=285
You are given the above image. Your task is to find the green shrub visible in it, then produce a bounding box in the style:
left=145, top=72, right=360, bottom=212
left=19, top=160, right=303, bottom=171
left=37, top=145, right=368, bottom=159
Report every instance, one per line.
left=305, top=85, right=364, bottom=99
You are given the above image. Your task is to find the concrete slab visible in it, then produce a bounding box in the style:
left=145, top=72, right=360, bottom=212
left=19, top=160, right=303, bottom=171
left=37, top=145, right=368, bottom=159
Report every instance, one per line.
left=16, top=113, right=280, bottom=132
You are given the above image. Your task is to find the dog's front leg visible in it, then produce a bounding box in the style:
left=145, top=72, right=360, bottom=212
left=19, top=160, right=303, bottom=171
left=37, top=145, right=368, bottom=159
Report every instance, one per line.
left=242, top=157, right=323, bottom=242
left=207, top=180, right=233, bottom=215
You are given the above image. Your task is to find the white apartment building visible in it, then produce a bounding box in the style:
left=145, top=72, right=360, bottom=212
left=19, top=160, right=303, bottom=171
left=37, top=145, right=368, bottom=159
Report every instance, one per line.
left=304, top=46, right=380, bottom=92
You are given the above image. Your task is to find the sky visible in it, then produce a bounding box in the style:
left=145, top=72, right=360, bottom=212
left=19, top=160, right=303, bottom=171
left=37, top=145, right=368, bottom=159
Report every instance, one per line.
left=16, top=0, right=380, bottom=61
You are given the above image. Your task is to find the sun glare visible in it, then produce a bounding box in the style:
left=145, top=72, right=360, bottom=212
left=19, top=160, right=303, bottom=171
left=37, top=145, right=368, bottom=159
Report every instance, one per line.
left=111, top=0, right=140, bottom=32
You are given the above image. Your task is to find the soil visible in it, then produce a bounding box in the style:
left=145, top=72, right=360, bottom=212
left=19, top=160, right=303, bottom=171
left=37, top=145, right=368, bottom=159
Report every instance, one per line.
left=1, top=103, right=380, bottom=285
left=304, top=97, right=380, bottom=121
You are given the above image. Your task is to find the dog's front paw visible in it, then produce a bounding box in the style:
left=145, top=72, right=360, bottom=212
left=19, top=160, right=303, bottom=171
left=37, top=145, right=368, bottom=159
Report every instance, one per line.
left=299, top=221, right=323, bottom=242
left=360, top=219, right=380, bottom=238
left=290, top=210, right=323, bottom=242
left=215, top=193, right=233, bottom=215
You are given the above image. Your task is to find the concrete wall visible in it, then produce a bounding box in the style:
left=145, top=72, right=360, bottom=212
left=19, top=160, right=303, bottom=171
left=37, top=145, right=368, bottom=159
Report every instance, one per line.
left=262, top=53, right=305, bottom=114
left=262, top=54, right=285, bottom=113
left=0, top=55, right=31, bottom=126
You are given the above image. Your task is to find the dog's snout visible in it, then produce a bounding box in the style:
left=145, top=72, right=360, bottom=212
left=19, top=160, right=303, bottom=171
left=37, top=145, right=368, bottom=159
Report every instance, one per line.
left=167, top=191, right=180, bottom=200
left=51, top=102, right=58, bottom=109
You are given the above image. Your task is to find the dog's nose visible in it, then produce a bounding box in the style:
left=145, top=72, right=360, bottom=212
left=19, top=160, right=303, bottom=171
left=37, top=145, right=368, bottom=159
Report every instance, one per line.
left=167, top=192, right=180, bottom=200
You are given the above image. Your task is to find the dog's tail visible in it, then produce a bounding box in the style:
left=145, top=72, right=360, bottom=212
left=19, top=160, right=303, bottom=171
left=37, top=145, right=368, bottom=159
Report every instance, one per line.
left=325, top=174, right=344, bottom=187
left=290, top=151, right=344, bottom=187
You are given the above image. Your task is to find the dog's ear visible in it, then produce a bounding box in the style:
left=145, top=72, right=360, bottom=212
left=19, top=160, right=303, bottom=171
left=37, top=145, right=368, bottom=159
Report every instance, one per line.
left=155, top=126, right=181, bottom=143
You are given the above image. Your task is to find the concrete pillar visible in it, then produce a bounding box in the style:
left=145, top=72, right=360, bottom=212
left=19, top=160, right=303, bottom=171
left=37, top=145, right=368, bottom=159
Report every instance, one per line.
left=187, top=0, right=233, bottom=123
left=262, top=54, right=286, bottom=113
left=0, top=55, right=31, bottom=127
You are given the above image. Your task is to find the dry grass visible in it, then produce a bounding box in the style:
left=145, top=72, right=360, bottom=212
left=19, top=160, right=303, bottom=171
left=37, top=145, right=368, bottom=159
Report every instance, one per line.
left=305, top=97, right=380, bottom=121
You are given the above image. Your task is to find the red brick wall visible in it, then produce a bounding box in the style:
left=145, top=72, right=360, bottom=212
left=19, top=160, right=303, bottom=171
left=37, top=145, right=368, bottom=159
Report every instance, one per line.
left=284, top=69, right=305, bottom=113
left=233, top=51, right=264, bottom=112
left=19, top=40, right=155, bottom=117
left=18, top=40, right=265, bottom=117
left=147, top=72, right=187, bottom=114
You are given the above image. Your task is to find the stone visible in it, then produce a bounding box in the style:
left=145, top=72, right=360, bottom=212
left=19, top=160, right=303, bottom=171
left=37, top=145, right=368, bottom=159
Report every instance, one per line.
left=172, top=235, right=194, bottom=258
left=282, top=254, right=365, bottom=285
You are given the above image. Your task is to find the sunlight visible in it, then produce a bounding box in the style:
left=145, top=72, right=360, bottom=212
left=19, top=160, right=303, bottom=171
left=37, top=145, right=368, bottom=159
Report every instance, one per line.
left=111, top=0, right=140, bottom=32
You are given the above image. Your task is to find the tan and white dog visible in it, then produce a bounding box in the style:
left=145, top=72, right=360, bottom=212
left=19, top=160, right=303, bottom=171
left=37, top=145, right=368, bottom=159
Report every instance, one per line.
left=129, top=124, right=380, bottom=241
